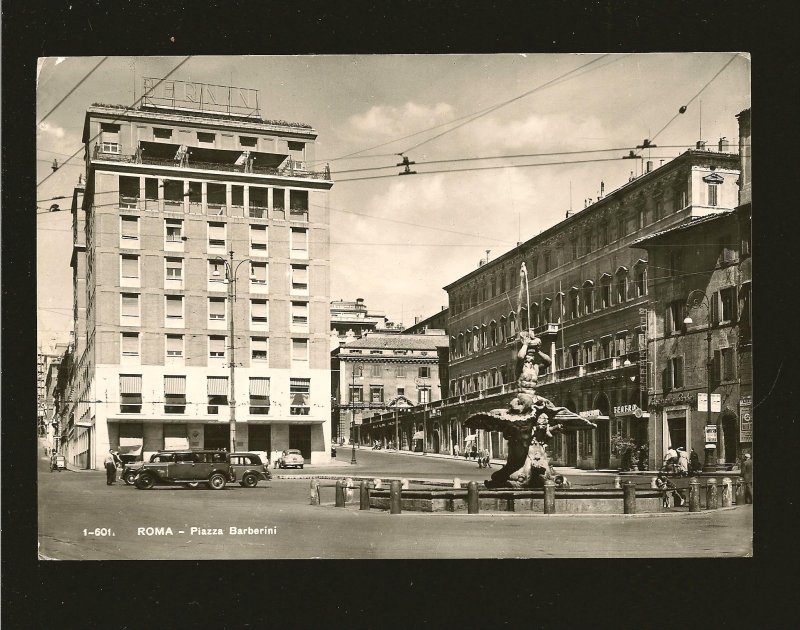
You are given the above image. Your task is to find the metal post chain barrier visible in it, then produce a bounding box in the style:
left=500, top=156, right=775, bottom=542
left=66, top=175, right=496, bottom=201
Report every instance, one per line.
left=345, top=478, right=354, bottom=503
left=309, top=478, right=320, bottom=505
left=389, top=480, right=402, bottom=514
left=373, top=478, right=383, bottom=490
left=543, top=480, right=556, bottom=514
left=467, top=481, right=479, bottom=514
left=613, top=475, right=622, bottom=489
left=401, top=478, right=409, bottom=490
left=623, top=481, right=637, bottom=514
left=359, top=480, right=370, bottom=510
left=721, top=477, right=733, bottom=508
left=735, top=477, right=745, bottom=505
left=706, top=478, right=718, bottom=510
left=689, top=478, right=701, bottom=512
left=335, top=480, right=345, bottom=507
left=453, top=478, right=461, bottom=489
left=650, top=476, right=659, bottom=489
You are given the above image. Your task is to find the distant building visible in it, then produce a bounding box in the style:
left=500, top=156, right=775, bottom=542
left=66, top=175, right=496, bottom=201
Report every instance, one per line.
left=330, top=298, right=402, bottom=342
left=403, top=307, right=448, bottom=335
left=331, top=332, right=448, bottom=448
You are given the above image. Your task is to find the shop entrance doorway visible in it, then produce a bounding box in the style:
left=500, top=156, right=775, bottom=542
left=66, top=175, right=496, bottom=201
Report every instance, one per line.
left=289, top=425, right=312, bottom=461
left=204, top=424, right=230, bottom=451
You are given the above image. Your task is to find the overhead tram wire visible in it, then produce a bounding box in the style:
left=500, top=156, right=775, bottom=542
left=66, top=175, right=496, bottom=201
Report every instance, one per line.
left=315, top=53, right=623, bottom=166
left=37, top=56, right=109, bottom=127
left=36, top=56, right=193, bottom=189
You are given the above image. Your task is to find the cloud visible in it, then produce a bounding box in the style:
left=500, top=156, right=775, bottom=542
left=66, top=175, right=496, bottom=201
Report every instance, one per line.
left=338, top=101, right=455, bottom=144
left=38, top=122, right=66, bottom=139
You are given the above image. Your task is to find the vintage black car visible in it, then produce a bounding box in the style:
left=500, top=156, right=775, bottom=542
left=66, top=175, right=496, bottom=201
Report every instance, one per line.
left=229, top=452, right=272, bottom=487
left=133, top=450, right=235, bottom=490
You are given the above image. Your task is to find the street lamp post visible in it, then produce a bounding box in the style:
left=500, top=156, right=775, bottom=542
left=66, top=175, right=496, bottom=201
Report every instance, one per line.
left=351, top=363, right=362, bottom=464
left=684, top=290, right=716, bottom=472
left=212, top=249, right=254, bottom=454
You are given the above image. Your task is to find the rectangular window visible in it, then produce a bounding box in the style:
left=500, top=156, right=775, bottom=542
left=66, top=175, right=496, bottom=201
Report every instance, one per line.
left=121, top=332, right=139, bottom=356
left=720, top=236, right=738, bottom=265
left=100, top=123, right=120, bottom=153
left=240, top=136, right=257, bottom=148
left=675, top=189, right=687, bottom=211
left=164, top=376, right=186, bottom=414
left=634, top=266, right=646, bottom=297
left=121, top=216, right=139, bottom=242
left=272, top=187, right=285, bottom=210
left=350, top=385, right=363, bottom=404
left=397, top=386, right=406, bottom=397
left=291, top=265, right=309, bottom=292
left=208, top=222, right=226, bottom=248
left=153, top=127, right=172, bottom=140
left=165, top=219, right=183, bottom=242
left=418, top=366, right=431, bottom=378
left=291, top=301, right=309, bottom=327
left=289, top=378, right=310, bottom=415
left=600, top=337, right=612, bottom=360
left=251, top=262, right=268, bottom=286
left=291, top=227, right=308, bottom=255
left=669, top=249, right=682, bottom=277
left=369, top=364, right=382, bottom=378
left=542, top=252, right=551, bottom=273
left=290, top=190, right=309, bottom=215
left=250, top=225, right=267, bottom=252
left=165, top=257, right=183, bottom=282
left=165, top=295, right=183, bottom=320
left=209, top=297, right=226, bottom=321
left=251, top=337, right=268, bottom=362
left=708, top=184, right=718, bottom=207
left=713, top=287, right=737, bottom=325
left=208, top=260, right=225, bottom=286
left=396, top=366, right=406, bottom=379
left=615, top=334, right=627, bottom=357
left=121, top=293, right=140, bottom=319
left=120, top=254, right=139, bottom=278
left=292, top=338, right=308, bottom=363
left=197, top=131, right=216, bottom=146
left=209, top=335, right=226, bottom=359
left=669, top=356, right=684, bottom=389
left=667, top=301, right=685, bottom=335
left=249, top=377, right=271, bottom=415
left=166, top=334, right=184, bottom=358
left=616, top=275, right=627, bottom=304
left=119, top=374, right=142, bottom=413
left=370, top=385, right=384, bottom=404
left=207, top=376, right=228, bottom=415
left=251, top=299, right=268, bottom=324
left=418, top=387, right=431, bottom=404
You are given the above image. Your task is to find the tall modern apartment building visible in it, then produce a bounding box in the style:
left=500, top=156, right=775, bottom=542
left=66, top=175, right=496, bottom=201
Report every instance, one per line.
left=59, top=80, right=333, bottom=468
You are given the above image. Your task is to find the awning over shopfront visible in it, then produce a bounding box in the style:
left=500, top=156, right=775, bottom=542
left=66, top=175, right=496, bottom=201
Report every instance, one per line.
left=412, top=431, right=424, bottom=440
left=464, top=434, right=478, bottom=442
left=117, top=444, right=142, bottom=456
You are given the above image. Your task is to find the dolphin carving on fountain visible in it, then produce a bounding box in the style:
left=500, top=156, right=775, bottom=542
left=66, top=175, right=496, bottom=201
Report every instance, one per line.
left=464, top=262, right=597, bottom=488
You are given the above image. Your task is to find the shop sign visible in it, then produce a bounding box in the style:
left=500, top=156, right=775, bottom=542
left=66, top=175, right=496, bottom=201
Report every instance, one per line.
left=739, top=395, right=752, bottom=442
left=613, top=404, right=642, bottom=418
left=354, top=418, right=363, bottom=425
left=580, top=409, right=602, bottom=419
left=704, top=425, right=718, bottom=444
left=696, top=393, right=721, bottom=412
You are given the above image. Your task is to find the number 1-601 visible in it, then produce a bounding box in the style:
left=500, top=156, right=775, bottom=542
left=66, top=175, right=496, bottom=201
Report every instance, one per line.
left=83, top=528, right=115, bottom=537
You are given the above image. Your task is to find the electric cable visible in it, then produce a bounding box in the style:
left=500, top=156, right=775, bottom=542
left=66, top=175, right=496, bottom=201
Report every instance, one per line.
left=37, top=56, right=109, bottom=127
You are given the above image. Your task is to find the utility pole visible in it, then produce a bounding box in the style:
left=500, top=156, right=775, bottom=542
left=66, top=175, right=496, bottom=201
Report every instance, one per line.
left=227, top=249, right=237, bottom=454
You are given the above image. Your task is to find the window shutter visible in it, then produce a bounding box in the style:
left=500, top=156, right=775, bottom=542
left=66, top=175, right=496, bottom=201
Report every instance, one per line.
left=713, top=350, right=722, bottom=383
left=121, top=217, right=138, bottom=238
left=122, top=294, right=139, bottom=316
left=209, top=298, right=226, bottom=318
left=675, top=356, right=684, bottom=388
left=121, top=333, right=138, bottom=354
left=662, top=366, right=671, bottom=392
left=711, top=292, right=720, bottom=325
left=166, top=296, right=182, bottom=317
left=208, top=223, right=225, bottom=242
left=724, top=348, right=736, bottom=381
left=164, top=376, right=186, bottom=395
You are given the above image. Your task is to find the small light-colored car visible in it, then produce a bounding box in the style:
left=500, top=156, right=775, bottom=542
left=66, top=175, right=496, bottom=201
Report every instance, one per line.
left=278, top=449, right=305, bottom=469
left=229, top=452, right=272, bottom=487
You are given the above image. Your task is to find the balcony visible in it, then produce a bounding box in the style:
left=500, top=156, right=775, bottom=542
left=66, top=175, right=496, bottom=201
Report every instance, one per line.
left=584, top=357, right=617, bottom=373
left=556, top=365, right=584, bottom=380
left=93, top=151, right=332, bottom=180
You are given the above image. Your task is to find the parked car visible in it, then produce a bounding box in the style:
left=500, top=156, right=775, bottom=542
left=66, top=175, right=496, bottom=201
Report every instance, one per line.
left=229, top=452, right=272, bottom=487
left=123, top=451, right=171, bottom=485
left=278, top=449, right=305, bottom=469
left=133, top=450, right=234, bottom=490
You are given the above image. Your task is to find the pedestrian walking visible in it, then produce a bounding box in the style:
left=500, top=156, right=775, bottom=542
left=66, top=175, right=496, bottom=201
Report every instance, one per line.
left=741, top=453, right=753, bottom=504
left=477, top=448, right=484, bottom=468
left=453, top=444, right=460, bottom=458
left=103, top=450, right=117, bottom=485
left=483, top=449, right=491, bottom=469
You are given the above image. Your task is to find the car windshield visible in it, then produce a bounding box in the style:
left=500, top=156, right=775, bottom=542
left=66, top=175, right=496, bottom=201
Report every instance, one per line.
left=287, top=450, right=302, bottom=455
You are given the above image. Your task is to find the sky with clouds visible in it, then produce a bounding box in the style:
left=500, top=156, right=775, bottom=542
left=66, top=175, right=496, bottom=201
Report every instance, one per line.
left=36, top=53, right=750, bottom=349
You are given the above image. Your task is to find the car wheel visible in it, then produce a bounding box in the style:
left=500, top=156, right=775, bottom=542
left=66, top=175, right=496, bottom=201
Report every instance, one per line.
left=242, top=473, right=258, bottom=488
left=208, top=473, right=226, bottom=490
left=135, top=474, right=155, bottom=490
left=124, top=472, right=137, bottom=485
left=299, top=465, right=304, bottom=469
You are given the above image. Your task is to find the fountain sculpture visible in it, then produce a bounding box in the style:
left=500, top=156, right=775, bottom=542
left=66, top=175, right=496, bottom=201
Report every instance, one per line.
left=465, top=263, right=597, bottom=488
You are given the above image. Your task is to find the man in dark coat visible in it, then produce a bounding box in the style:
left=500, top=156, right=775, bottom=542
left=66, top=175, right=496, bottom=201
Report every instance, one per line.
left=103, top=450, right=117, bottom=485
left=741, top=453, right=753, bottom=504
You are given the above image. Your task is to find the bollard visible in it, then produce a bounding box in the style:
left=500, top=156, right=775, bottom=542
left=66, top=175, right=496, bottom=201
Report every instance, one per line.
left=309, top=478, right=320, bottom=505
left=389, top=480, right=402, bottom=514
left=373, top=478, right=383, bottom=490
left=706, top=478, right=719, bottom=510
left=401, top=478, right=410, bottom=490
left=335, top=480, right=345, bottom=507
left=721, top=477, right=733, bottom=508
left=689, top=478, right=701, bottom=512
left=613, top=475, right=622, bottom=489
left=467, top=481, right=479, bottom=514
left=345, top=478, right=354, bottom=503
left=735, top=477, right=745, bottom=505
left=650, top=476, right=659, bottom=490
left=453, top=477, right=462, bottom=489
left=359, top=480, right=370, bottom=510
left=623, top=481, right=637, bottom=514
left=543, top=480, right=556, bottom=514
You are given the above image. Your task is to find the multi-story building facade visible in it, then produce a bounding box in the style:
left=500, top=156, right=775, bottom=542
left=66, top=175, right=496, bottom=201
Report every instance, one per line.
left=58, top=80, right=333, bottom=468
left=632, top=108, right=752, bottom=469
left=331, top=332, right=447, bottom=447
left=439, top=148, right=740, bottom=469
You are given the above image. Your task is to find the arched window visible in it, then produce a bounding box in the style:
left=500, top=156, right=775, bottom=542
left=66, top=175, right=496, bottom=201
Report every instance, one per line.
left=543, top=298, right=552, bottom=324
left=555, top=292, right=565, bottom=322
left=519, top=307, right=529, bottom=331
left=499, top=316, right=507, bottom=342
left=473, top=326, right=481, bottom=352
left=509, top=312, right=517, bottom=336
left=582, top=280, right=594, bottom=315
left=499, top=271, right=506, bottom=295
left=489, top=320, right=498, bottom=346
left=530, top=301, right=539, bottom=328
left=569, top=287, right=580, bottom=320
left=481, top=324, right=488, bottom=349
left=600, top=273, right=613, bottom=308
left=465, top=331, right=472, bottom=355
left=458, top=332, right=465, bottom=358
left=450, top=336, right=457, bottom=356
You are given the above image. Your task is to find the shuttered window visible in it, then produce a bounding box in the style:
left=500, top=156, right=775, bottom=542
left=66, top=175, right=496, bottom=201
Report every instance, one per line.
left=292, top=338, right=308, bottom=362
left=121, top=332, right=139, bottom=356
left=251, top=262, right=267, bottom=284
left=250, top=225, right=267, bottom=251
left=165, top=258, right=183, bottom=280
left=208, top=222, right=226, bottom=247
left=209, top=336, right=226, bottom=358
left=291, top=301, right=309, bottom=326
left=291, top=265, right=308, bottom=291
left=165, top=295, right=183, bottom=319
left=120, top=374, right=142, bottom=413
left=166, top=334, right=183, bottom=357
left=209, top=297, right=226, bottom=320
left=249, top=377, right=270, bottom=414
left=251, top=299, right=268, bottom=323
left=251, top=337, right=268, bottom=362
left=164, top=375, right=186, bottom=413
left=289, top=378, right=310, bottom=415
left=121, top=293, right=139, bottom=317
left=121, top=216, right=139, bottom=240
